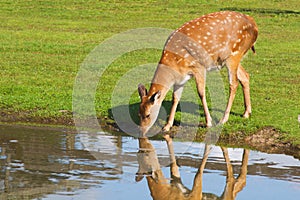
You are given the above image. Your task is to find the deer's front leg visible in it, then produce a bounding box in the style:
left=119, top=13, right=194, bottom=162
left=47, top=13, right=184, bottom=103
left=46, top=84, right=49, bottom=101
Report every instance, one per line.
left=163, top=85, right=184, bottom=132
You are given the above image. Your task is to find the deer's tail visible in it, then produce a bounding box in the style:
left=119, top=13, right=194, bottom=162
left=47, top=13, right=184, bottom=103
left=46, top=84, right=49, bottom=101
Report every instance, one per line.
left=251, top=45, right=256, bottom=54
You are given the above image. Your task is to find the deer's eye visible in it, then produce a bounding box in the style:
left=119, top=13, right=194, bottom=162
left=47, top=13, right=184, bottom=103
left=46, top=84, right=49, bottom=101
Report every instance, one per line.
left=146, top=114, right=150, bottom=119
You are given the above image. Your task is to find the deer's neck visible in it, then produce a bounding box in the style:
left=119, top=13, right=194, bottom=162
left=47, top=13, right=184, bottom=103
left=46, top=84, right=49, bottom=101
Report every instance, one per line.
left=148, top=64, right=177, bottom=103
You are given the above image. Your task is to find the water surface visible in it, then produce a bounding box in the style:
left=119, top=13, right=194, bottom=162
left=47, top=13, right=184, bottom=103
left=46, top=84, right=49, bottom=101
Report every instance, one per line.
left=0, top=125, right=299, bottom=199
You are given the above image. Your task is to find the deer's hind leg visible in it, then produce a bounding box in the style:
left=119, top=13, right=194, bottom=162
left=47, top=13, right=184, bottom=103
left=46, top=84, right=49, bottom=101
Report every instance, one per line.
left=220, top=56, right=240, bottom=124
left=194, top=68, right=212, bottom=127
left=237, top=64, right=251, bottom=118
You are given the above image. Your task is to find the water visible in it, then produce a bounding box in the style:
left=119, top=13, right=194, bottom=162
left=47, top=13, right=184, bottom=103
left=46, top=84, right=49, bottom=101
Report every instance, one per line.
left=0, top=125, right=299, bottom=200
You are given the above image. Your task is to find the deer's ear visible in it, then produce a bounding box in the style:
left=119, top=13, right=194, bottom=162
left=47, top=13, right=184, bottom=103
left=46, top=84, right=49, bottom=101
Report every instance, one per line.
left=138, top=84, right=147, bottom=99
left=150, top=91, right=161, bottom=104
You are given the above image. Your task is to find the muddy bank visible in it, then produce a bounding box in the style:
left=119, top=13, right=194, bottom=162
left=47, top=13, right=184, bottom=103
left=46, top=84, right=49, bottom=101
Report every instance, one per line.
left=0, top=111, right=299, bottom=159
left=226, top=127, right=300, bottom=159
left=244, top=127, right=300, bottom=159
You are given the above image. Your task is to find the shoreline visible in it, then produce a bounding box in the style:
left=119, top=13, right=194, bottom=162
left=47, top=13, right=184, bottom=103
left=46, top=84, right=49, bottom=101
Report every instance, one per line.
left=0, top=112, right=299, bottom=159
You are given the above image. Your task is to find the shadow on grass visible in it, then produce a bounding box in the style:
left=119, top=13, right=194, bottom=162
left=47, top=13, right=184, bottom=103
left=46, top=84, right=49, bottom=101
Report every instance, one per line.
left=108, top=101, right=194, bottom=128
left=220, top=7, right=300, bottom=15
left=108, top=101, right=242, bottom=134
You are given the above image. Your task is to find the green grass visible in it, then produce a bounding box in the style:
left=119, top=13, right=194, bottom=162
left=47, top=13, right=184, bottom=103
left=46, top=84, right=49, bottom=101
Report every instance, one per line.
left=0, top=0, right=299, bottom=144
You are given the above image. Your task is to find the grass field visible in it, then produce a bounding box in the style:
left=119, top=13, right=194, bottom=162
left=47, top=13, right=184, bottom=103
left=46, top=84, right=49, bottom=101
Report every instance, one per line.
left=0, top=0, right=299, bottom=144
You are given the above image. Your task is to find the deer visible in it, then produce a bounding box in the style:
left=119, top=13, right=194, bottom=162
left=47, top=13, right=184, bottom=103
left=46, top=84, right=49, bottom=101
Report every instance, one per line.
left=136, top=135, right=249, bottom=200
left=138, top=11, right=258, bottom=135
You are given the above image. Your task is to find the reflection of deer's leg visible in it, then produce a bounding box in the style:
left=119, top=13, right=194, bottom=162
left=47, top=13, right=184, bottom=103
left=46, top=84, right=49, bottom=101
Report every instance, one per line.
left=221, top=147, right=249, bottom=200
left=164, top=134, right=180, bottom=178
left=222, top=147, right=234, bottom=178
left=221, top=147, right=235, bottom=199
left=233, top=149, right=249, bottom=195
left=190, top=144, right=211, bottom=198
left=164, top=134, right=191, bottom=196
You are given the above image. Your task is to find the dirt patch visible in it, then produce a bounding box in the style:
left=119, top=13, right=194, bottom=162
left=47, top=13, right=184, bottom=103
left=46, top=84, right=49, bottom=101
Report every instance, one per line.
left=0, top=110, right=74, bottom=126
left=244, top=127, right=300, bottom=159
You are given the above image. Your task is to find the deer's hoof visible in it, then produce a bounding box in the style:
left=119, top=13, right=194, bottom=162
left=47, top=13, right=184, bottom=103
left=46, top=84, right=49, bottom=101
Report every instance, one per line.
left=243, top=112, right=251, bottom=118
left=219, top=117, right=228, bottom=125
left=162, top=124, right=171, bottom=132
left=206, top=122, right=213, bottom=128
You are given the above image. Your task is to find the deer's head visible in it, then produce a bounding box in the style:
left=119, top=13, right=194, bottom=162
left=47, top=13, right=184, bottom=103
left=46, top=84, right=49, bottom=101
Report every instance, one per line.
left=138, top=84, right=161, bottom=135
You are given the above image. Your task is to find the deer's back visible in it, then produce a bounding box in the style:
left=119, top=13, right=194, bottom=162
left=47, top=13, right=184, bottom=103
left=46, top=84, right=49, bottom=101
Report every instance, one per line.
left=160, top=11, right=258, bottom=71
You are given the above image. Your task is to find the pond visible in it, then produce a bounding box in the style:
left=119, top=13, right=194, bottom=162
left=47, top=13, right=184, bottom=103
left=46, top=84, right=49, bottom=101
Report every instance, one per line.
left=0, top=125, right=299, bottom=199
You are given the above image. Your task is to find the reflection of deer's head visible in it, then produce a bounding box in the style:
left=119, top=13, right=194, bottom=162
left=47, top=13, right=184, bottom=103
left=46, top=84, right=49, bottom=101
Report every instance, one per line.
left=136, top=135, right=191, bottom=199
left=135, top=137, right=162, bottom=183
left=136, top=135, right=249, bottom=200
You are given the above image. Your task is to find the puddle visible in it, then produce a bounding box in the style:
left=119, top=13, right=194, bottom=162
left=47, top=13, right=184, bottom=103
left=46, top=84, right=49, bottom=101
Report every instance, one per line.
left=0, top=125, right=299, bottom=199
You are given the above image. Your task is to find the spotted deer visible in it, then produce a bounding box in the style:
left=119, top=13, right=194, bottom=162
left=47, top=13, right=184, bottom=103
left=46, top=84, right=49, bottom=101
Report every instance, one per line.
left=138, top=11, right=258, bottom=135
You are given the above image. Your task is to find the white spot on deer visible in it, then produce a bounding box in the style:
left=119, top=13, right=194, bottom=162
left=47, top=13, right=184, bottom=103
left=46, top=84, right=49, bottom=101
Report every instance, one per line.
left=207, top=31, right=211, bottom=35
left=184, top=53, right=189, bottom=58
left=231, top=51, right=239, bottom=56
left=204, top=36, right=208, bottom=40
left=190, top=60, right=197, bottom=65
left=177, top=58, right=183, bottom=64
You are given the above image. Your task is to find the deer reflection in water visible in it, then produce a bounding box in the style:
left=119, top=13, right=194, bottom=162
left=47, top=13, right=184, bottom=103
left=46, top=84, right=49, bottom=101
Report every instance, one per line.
left=136, top=135, right=249, bottom=200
